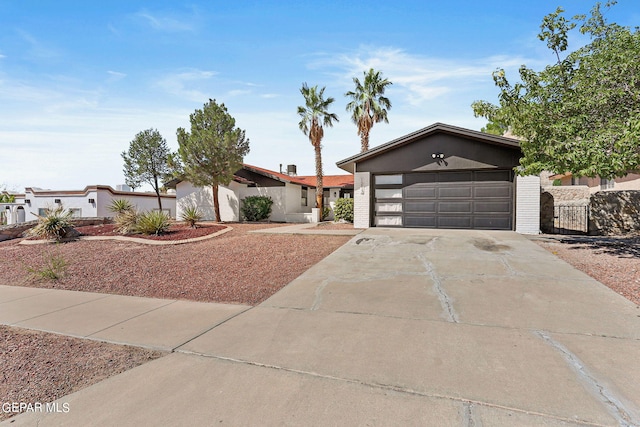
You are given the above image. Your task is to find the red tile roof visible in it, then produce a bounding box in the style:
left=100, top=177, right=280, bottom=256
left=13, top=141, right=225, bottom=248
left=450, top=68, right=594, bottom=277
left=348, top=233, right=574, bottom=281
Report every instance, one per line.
left=243, top=164, right=353, bottom=188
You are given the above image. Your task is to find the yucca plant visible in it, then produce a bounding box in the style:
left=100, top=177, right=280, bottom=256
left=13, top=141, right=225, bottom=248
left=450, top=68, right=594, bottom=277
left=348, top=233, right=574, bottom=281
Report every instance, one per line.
left=114, top=209, right=139, bottom=235
left=28, top=205, right=74, bottom=240
left=180, top=205, right=203, bottom=228
left=136, top=210, right=171, bottom=236
left=108, top=199, right=134, bottom=214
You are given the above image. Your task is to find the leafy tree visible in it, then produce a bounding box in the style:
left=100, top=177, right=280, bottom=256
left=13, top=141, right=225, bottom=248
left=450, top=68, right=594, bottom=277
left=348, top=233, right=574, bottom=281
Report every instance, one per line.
left=122, top=128, right=171, bottom=210
left=297, top=83, right=339, bottom=215
left=176, top=99, right=250, bottom=222
left=480, top=120, right=509, bottom=136
left=345, top=68, right=392, bottom=152
left=472, top=1, right=640, bottom=179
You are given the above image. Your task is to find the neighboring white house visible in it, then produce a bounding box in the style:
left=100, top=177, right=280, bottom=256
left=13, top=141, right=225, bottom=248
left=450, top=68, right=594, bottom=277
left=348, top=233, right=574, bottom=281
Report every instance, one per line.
left=20, top=185, right=176, bottom=222
left=170, top=164, right=354, bottom=223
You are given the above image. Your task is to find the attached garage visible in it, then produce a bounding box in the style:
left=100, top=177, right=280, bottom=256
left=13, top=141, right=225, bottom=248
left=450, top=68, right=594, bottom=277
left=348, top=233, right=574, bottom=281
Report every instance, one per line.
left=337, top=123, right=540, bottom=233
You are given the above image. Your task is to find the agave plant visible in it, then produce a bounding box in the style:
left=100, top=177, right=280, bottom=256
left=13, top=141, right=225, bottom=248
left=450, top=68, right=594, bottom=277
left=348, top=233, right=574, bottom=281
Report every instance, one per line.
left=180, top=205, right=203, bottom=228
left=28, top=205, right=74, bottom=240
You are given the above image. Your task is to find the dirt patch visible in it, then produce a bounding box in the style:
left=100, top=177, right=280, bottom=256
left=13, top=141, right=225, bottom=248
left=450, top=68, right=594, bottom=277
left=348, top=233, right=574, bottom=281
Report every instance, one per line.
left=0, top=325, right=164, bottom=421
left=315, top=222, right=363, bottom=231
left=0, top=223, right=350, bottom=306
left=534, top=235, right=640, bottom=305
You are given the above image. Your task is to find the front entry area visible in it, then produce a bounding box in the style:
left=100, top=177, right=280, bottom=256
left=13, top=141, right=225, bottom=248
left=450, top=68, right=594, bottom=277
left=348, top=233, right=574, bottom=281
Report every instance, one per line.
left=373, top=170, right=514, bottom=229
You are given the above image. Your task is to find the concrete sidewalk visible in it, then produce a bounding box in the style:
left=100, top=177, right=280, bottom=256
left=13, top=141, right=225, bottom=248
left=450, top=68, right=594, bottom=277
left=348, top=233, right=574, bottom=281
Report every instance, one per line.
left=0, top=286, right=250, bottom=351
left=4, top=228, right=640, bottom=426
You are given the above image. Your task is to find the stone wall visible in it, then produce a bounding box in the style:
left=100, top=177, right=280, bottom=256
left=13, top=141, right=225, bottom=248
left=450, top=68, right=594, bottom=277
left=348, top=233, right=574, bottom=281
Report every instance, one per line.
left=589, top=191, right=640, bottom=235
left=0, top=217, right=111, bottom=242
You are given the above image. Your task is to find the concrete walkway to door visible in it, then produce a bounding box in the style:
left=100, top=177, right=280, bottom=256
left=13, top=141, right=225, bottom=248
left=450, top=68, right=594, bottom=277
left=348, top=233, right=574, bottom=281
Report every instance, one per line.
left=4, top=228, right=640, bottom=426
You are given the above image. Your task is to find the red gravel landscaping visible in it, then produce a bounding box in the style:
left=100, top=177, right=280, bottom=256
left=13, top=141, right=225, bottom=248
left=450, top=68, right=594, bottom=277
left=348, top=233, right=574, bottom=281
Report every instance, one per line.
left=533, top=235, right=640, bottom=305
left=0, top=325, right=164, bottom=422
left=74, top=222, right=227, bottom=241
left=0, top=223, right=351, bottom=306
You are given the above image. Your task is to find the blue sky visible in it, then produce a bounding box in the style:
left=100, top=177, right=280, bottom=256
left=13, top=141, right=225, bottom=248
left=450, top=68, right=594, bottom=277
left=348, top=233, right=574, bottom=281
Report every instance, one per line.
left=1, top=0, right=638, bottom=191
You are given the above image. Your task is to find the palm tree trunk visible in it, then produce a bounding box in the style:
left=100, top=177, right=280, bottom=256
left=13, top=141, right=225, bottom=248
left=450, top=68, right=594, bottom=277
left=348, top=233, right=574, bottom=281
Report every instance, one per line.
left=314, top=142, right=323, bottom=215
left=212, top=183, right=222, bottom=222
left=360, top=132, right=369, bottom=152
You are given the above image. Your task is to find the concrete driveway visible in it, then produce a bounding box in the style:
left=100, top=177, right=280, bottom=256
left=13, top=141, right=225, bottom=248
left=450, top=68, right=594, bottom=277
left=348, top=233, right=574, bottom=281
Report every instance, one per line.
left=6, top=229, right=640, bottom=426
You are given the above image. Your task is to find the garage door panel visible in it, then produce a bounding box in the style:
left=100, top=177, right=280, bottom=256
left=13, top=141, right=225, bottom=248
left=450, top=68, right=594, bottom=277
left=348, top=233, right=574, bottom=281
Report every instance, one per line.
left=404, top=186, right=436, bottom=199
left=438, top=171, right=473, bottom=182
left=438, top=185, right=472, bottom=198
left=404, top=216, right=437, bottom=228
left=474, top=201, right=512, bottom=214
left=437, top=216, right=472, bottom=228
left=474, top=185, right=512, bottom=198
left=438, top=201, right=472, bottom=214
left=405, top=201, right=436, bottom=213
left=473, top=216, right=512, bottom=229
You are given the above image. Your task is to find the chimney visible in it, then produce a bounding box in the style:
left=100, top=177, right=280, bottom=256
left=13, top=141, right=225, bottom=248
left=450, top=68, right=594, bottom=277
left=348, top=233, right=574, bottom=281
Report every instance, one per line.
left=287, top=164, right=297, bottom=176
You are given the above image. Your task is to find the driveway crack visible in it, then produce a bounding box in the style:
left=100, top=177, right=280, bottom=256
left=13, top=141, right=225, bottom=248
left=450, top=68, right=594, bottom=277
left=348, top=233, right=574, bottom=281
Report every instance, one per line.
left=418, top=253, right=458, bottom=323
left=534, top=330, right=639, bottom=426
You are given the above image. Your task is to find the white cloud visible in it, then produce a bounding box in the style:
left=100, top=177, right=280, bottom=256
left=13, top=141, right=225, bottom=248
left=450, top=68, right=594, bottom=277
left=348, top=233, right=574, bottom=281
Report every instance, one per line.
left=227, top=89, right=251, bottom=97
left=107, top=70, right=127, bottom=81
left=135, top=10, right=196, bottom=32
left=155, top=69, right=218, bottom=101
left=310, top=46, right=539, bottom=106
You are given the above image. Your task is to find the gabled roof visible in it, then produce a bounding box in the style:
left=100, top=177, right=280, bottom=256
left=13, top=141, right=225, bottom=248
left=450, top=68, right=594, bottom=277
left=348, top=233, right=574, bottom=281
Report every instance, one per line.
left=336, top=122, right=521, bottom=173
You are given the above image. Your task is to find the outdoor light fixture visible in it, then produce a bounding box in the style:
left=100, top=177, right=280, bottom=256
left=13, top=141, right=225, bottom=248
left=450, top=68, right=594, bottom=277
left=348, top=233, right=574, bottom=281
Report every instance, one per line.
left=25, top=199, right=30, bottom=204
left=431, top=153, right=445, bottom=159
left=54, top=199, right=61, bottom=204
left=88, top=198, right=95, bottom=204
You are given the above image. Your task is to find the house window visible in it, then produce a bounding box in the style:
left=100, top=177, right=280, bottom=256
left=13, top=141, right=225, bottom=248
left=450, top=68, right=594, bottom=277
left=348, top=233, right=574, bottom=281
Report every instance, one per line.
left=323, top=189, right=330, bottom=205
left=38, top=208, right=48, bottom=216
left=69, top=208, right=82, bottom=218
left=301, top=187, right=308, bottom=206
left=600, top=178, right=614, bottom=190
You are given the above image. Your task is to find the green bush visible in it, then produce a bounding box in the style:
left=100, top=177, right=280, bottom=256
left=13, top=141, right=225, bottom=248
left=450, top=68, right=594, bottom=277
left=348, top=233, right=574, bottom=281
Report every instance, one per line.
left=552, top=179, right=562, bottom=186
left=180, top=205, right=203, bottom=228
left=240, top=196, right=273, bottom=222
left=136, top=210, right=171, bottom=235
left=28, top=205, right=75, bottom=240
left=333, top=198, right=354, bottom=223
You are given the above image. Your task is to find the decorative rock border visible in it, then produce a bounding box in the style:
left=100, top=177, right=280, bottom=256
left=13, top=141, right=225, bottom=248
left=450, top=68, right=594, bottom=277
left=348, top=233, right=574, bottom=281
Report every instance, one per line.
left=19, top=225, right=233, bottom=246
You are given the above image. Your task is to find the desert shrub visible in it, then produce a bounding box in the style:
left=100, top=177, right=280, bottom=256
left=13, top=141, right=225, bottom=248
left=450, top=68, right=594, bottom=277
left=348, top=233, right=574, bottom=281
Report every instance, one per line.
left=108, top=199, right=134, bottom=214
left=240, top=196, right=273, bottom=222
left=552, top=179, right=562, bottom=186
left=136, top=210, right=171, bottom=235
left=26, top=247, right=68, bottom=281
left=114, top=209, right=139, bottom=235
left=333, top=198, right=354, bottom=223
left=28, top=205, right=75, bottom=240
left=180, top=205, right=203, bottom=228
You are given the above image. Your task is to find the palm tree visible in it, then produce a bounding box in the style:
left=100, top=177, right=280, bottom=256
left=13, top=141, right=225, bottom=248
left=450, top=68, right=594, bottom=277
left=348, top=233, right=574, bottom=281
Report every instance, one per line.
left=345, top=68, right=393, bottom=152
left=297, top=83, right=339, bottom=217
